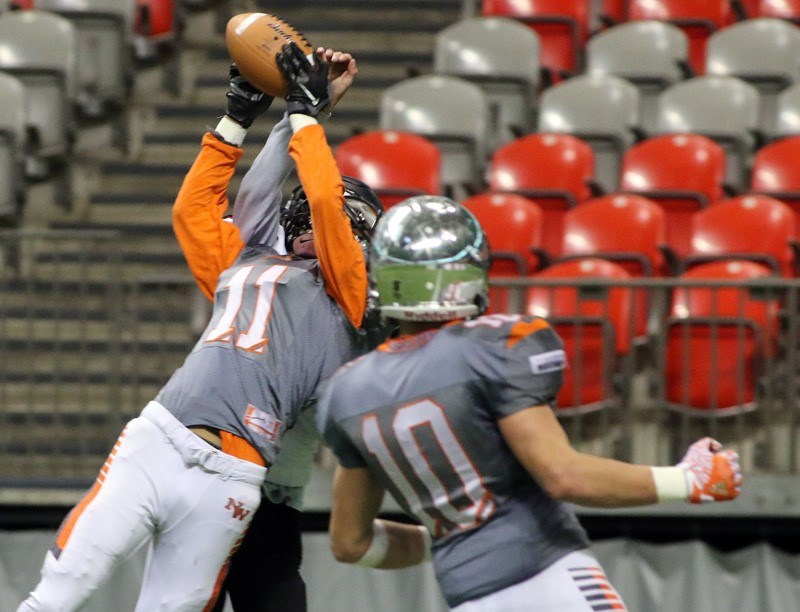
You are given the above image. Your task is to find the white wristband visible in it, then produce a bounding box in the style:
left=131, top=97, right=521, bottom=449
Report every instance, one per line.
left=289, top=113, right=319, bottom=133
left=355, top=519, right=389, bottom=567
left=214, top=116, right=248, bottom=147
left=417, top=525, right=432, bottom=561
left=650, top=466, right=690, bottom=502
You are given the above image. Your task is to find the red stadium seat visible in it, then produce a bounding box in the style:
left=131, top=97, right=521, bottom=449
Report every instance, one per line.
left=687, top=195, right=798, bottom=277
left=757, top=0, right=800, bottom=23
left=561, top=194, right=668, bottom=277
left=335, top=131, right=442, bottom=210
left=620, top=134, right=726, bottom=258
left=527, top=258, right=633, bottom=413
left=599, top=0, right=628, bottom=25
left=628, top=0, right=735, bottom=74
left=481, top=0, right=591, bottom=82
left=134, top=0, right=179, bottom=60
left=663, top=260, right=779, bottom=413
left=750, top=136, right=800, bottom=238
left=486, top=133, right=596, bottom=257
left=462, top=193, right=544, bottom=313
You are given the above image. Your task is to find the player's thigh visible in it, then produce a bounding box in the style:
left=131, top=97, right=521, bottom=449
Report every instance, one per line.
left=19, top=420, right=159, bottom=610
left=135, top=472, right=263, bottom=612
left=452, top=549, right=626, bottom=612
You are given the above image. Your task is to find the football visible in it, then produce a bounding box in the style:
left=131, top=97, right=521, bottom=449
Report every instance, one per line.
left=225, top=12, right=315, bottom=98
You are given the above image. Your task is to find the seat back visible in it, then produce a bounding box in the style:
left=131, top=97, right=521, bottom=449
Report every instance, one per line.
left=537, top=72, right=640, bottom=192
left=586, top=20, right=689, bottom=131
left=664, top=260, right=778, bottom=412
left=706, top=18, right=800, bottom=133
left=36, top=0, right=134, bottom=116
left=462, top=193, right=543, bottom=313
left=757, top=0, right=800, bottom=23
left=629, top=0, right=735, bottom=74
left=380, top=75, right=490, bottom=198
left=335, top=131, right=441, bottom=210
left=751, top=135, right=800, bottom=236
left=0, top=10, right=76, bottom=167
left=655, top=76, right=760, bottom=191
left=0, top=72, right=26, bottom=220
left=620, top=134, right=726, bottom=256
left=527, top=258, right=632, bottom=412
left=487, top=133, right=595, bottom=256
left=689, top=195, right=797, bottom=276
left=434, top=16, right=540, bottom=147
left=481, top=0, right=591, bottom=79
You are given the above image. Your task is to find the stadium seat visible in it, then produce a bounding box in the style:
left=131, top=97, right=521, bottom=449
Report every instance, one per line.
left=537, top=72, right=641, bottom=193
left=380, top=75, right=490, bottom=200
left=335, top=131, right=442, bottom=210
left=481, top=0, right=591, bottom=83
left=134, top=0, right=181, bottom=62
left=486, top=133, right=596, bottom=257
left=661, top=260, right=780, bottom=414
left=0, top=10, right=77, bottom=186
left=705, top=18, right=800, bottom=135
left=686, top=195, right=799, bottom=277
left=35, top=0, right=135, bottom=121
left=596, top=0, right=627, bottom=26
left=434, top=16, right=540, bottom=149
left=586, top=20, right=690, bottom=132
left=628, top=0, right=736, bottom=75
left=526, top=258, right=633, bottom=413
left=757, top=0, right=800, bottom=23
left=560, top=194, right=668, bottom=277
left=750, top=136, right=800, bottom=236
left=461, top=192, right=544, bottom=313
left=773, top=82, right=800, bottom=140
left=653, top=76, right=761, bottom=193
left=620, top=134, right=726, bottom=258
left=0, top=72, right=27, bottom=225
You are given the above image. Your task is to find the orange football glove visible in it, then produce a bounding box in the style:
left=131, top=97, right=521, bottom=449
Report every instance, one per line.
left=678, top=437, right=743, bottom=504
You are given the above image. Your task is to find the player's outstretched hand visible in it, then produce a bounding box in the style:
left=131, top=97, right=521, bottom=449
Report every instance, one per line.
left=276, top=42, right=331, bottom=117
left=678, top=437, right=742, bottom=503
left=316, top=47, right=357, bottom=111
left=225, top=64, right=274, bottom=128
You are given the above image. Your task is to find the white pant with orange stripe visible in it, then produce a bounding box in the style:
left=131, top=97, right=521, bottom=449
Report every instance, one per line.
left=17, top=401, right=267, bottom=612
left=451, top=549, right=627, bottom=612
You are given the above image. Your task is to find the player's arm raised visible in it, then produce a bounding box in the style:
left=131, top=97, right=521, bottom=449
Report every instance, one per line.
left=277, top=42, right=369, bottom=328
left=499, top=406, right=742, bottom=507
left=329, top=465, right=430, bottom=569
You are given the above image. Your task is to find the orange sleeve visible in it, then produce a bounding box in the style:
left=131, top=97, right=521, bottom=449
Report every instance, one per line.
left=173, top=133, right=246, bottom=301
left=289, top=124, right=367, bottom=328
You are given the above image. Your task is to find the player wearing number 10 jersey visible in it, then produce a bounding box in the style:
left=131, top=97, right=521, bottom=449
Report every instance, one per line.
left=317, top=196, right=743, bottom=611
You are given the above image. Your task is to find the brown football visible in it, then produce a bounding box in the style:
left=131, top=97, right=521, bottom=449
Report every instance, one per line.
left=225, top=12, right=315, bottom=98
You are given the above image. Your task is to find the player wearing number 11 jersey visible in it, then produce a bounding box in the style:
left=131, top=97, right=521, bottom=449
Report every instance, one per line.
left=317, top=196, right=744, bottom=611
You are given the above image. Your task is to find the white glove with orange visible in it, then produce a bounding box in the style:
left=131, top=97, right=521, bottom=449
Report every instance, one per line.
left=651, top=437, right=743, bottom=503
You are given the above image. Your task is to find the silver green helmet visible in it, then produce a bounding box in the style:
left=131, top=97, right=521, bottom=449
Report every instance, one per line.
left=369, top=195, right=490, bottom=322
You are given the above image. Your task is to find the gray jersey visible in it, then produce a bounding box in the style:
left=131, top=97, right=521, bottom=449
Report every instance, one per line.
left=317, top=313, right=590, bottom=608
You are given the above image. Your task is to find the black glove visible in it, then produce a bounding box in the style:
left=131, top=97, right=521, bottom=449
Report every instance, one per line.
left=225, top=64, right=274, bottom=128
left=275, top=42, right=331, bottom=117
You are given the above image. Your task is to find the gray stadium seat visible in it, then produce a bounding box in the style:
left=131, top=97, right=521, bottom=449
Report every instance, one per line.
left=0, top=10, right=77, bottom=184
left=35, top=0, right=136, bottom=120
left=0, top=72, right=27, bottom=224
left=434, top=16, right=540, bottom=149
left=586, top=20, right=689, bottom=132
left=380, top=75, right=490, bottom=199
left=774, top=82, right=800, bottom=139
left=536, top=72, right=640, bottom=193
left=654, top=76, right=761, bottom=192
left=706, top=17, right=800, bottom=135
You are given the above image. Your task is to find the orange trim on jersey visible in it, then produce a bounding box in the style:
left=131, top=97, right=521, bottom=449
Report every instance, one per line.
left=173, top=133, right=245, bottom=301
left=220, top=430, right=267, bottom=467
left=289, top=124, right=368, bottom=328
left=506, top=318, right=550, bottom=348
left=54, top=430, right=127, bottom=554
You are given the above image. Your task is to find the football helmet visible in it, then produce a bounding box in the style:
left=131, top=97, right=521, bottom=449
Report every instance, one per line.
left=369, top=195, right=490, bottom=322
left=281, top=176, right=384, bottom=254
